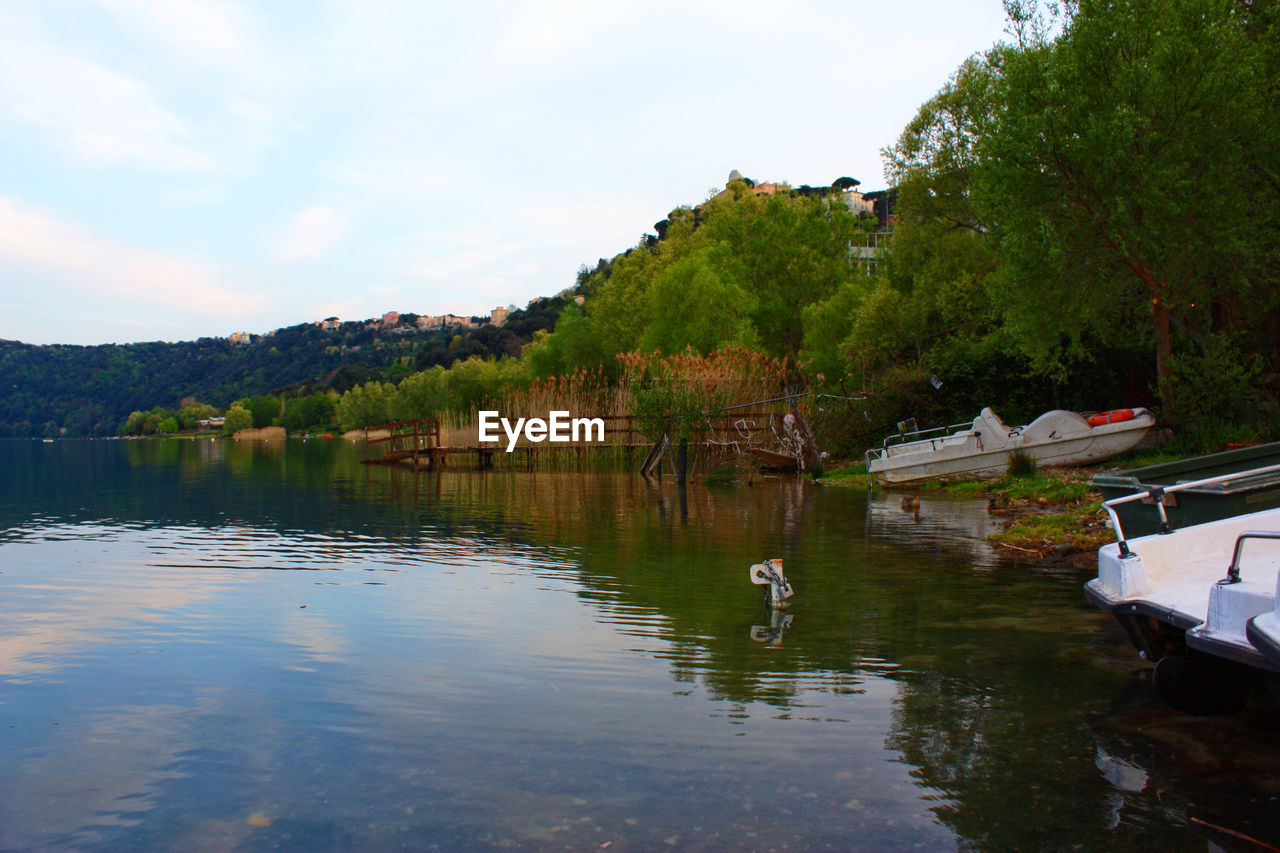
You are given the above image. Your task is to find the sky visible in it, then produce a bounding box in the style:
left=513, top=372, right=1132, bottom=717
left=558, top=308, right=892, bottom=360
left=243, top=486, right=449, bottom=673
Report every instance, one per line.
left=0, top=0, right=1011, bottom=346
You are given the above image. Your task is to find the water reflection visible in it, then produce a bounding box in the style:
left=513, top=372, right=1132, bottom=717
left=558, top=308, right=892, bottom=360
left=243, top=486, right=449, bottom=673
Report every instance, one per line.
left=1088, top=678, right=1280, bottom=850
left=749, top=610, right=793, bottom=646
left=0, top=440, right=1277, bottom=851
left=864, top=490, right=1008, bottom=569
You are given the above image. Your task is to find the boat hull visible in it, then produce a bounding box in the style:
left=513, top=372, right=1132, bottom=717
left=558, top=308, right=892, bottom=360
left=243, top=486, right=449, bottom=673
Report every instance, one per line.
left=1086, top=507, right=1280, bottom=675
left=1247, top=611, right=1280, bottom=670
left=870, top=424, right=1150, bottom=484
left=1092, top=441, right=1280, bottom=537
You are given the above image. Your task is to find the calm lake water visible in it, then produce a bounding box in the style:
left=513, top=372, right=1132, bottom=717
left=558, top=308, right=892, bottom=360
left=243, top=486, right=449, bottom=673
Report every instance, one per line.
left=2, top=439, right=1279, bottom=852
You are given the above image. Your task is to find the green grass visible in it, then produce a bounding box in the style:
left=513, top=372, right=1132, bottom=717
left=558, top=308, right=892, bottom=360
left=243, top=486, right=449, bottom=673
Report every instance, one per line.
left=989, top=498, right=1112, bottom=556
left=923, top=467, right=1112, bottom=558
left=818, top=460, right=870, bottom=484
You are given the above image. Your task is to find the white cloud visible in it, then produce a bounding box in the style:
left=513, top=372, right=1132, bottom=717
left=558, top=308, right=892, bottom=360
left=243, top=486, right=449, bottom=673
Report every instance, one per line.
left=87, top=0, right=292, bottom=138
left=274, top=205, right=350, bottom=262
left=89, top=0, right=257, bottom=69
left=0, top=195, right=263, bottom=315
left=0, top=18, right=217, bottom=171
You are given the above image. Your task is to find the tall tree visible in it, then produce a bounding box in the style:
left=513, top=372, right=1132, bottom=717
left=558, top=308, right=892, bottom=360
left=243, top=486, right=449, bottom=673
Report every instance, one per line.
left=975, top=0, right=1278, bottom=402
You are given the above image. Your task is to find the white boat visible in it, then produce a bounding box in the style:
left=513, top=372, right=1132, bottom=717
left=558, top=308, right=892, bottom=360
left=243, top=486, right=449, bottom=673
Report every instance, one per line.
left=865, top=406, right=1154, bottom=484
left=1247, top=577, right=1280, bottom=672
left=1086, top=466, right=1280, bottom=713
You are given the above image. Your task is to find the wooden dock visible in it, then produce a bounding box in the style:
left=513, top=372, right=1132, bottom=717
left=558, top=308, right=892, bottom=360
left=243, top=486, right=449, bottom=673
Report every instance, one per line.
left=359, top=410, right=801, bottom=472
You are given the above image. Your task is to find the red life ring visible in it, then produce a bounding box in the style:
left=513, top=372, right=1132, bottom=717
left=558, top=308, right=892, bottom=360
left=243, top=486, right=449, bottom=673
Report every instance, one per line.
left=1087, top=408, right=1135, bottom=427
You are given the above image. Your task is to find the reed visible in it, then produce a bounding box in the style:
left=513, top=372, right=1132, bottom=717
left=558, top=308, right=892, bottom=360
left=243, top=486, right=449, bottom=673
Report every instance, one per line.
left=406, top=348, right=808, bottom=473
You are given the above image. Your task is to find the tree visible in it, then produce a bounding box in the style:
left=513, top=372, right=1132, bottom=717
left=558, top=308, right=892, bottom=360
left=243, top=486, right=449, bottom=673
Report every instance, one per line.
left=700, top=189, right=869, bottom=356
left=974, top=0, right=1278, bottom=402
left=281, top=392, right=335, bottom=432
left=629, top=364, right=723, bottom=443
left=391, top=367, right=448, bottom=420
left=119, top=410, right=147, bottom=436
left=640, top=244, right=758, bottom=356
left=248, top=394, right=281, bottom=428
left=335, top=382, right=394, bottom=432
left=178, top=404, right=217, bottom=431
left=222, top=404, right=253, bottom=435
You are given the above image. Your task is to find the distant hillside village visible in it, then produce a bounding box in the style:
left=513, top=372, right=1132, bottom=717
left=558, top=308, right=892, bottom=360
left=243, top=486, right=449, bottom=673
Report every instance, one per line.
left=710, top=170, right=895, bottom=224
left=223, top=300, right=587, bottom=347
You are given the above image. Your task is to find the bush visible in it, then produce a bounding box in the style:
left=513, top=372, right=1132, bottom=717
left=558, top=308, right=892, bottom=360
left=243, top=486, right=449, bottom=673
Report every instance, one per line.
left=1158, top=337, right=1262, bottom=425
left=1006, top=449, right=1038, bottom=478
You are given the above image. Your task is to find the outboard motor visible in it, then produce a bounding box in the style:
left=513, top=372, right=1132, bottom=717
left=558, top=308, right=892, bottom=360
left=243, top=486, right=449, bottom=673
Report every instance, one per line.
left=749, top=558, right=794, bottom=609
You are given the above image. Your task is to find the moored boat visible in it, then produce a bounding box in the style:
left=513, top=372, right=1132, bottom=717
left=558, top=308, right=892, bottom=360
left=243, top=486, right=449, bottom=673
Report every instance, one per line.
left=1085, top=468, right=1280, bottom=713
left=1091, top=441, right=1280, bottom=538
left=1247, top=578, right=1280, bottom=672
left=866, top=406, right=1154, bottom=485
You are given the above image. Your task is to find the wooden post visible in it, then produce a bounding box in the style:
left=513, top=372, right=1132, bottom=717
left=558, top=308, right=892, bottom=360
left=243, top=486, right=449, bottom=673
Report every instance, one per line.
left=786, top=385, right=823, bottom=478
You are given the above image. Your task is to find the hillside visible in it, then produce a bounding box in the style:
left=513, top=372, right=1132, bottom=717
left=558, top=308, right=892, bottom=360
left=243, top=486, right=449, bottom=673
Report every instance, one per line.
left=0, top=297, right=568, bottom=437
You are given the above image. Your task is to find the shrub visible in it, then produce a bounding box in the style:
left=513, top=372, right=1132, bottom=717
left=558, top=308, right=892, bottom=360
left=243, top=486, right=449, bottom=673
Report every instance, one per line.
left=1006, top=449, right=1038, bottom=479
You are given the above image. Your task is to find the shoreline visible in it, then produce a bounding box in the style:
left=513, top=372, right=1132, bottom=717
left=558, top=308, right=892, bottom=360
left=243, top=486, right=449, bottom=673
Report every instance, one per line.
left=820, top=461, right=1115, bottom=568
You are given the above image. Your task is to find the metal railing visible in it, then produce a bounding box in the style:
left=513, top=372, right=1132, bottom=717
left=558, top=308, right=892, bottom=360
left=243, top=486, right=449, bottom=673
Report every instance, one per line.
left=863, top=420, right=974, bottom=467
left=1221, top=531, right=1280, bottom=585
left=1102, top=462, right=1280, bottom=557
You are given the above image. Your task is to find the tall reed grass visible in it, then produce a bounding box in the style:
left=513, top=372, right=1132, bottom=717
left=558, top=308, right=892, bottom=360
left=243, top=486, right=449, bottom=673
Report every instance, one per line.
left=365, top=348, right=813, bottom=473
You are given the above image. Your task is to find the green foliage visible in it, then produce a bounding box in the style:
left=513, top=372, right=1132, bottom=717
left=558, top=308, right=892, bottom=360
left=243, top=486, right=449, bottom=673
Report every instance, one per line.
left=535, top=184, right=878, bottom=376
left=441, top=356, right=530, bottom=413
left=390, top=367, right=449, bottom=420
left=248, top=395, right=281, bottom=429
left=973, top=0, right=1279, bottom=398
left=116, top=406, right=179, bottom=436
left=118, top=410, right=147, bottom=437
left=335, top=382, right=395, bottom=433
left=281, top=392, right=336, bottom=432
left=5, top=296, right=566, bottom=439
left=177, top=404, right=218, bottom=431
left=856, top=0, right=1279, bottom=441
left=1157, top=336, right=1263, bottom=426
left=628, top=365, right=725, bottom=443
left=222, top=404, right=253, bottom=435
left=327, top=356, right=533, bottom=432
left=640, top=244, right=758, bottom=355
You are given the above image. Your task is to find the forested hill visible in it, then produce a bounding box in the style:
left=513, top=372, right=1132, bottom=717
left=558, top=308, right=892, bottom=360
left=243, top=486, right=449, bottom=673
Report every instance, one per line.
left=0, top=297, right=568, bottom=437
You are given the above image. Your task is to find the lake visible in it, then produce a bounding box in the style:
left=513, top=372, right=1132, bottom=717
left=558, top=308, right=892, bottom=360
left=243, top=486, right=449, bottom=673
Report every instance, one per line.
left=2, top=438, right=1278, bottom=851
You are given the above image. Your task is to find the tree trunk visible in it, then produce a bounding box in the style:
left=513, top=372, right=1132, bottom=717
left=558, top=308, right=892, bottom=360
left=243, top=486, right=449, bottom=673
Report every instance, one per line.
left=1153, top=294, right=1173, bottom=390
